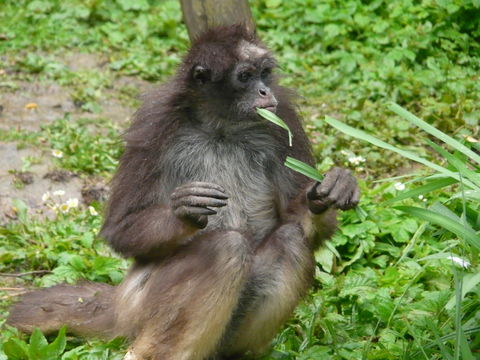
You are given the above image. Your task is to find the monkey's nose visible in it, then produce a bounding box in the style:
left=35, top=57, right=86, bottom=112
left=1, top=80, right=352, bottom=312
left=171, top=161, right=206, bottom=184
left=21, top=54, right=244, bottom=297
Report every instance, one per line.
left=258, top=88, right=268, bottom=97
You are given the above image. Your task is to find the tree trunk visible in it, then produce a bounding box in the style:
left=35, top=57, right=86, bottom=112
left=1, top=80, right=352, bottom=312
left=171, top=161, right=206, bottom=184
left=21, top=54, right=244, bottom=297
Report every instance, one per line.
left=180, top=0, right=254, bottom=41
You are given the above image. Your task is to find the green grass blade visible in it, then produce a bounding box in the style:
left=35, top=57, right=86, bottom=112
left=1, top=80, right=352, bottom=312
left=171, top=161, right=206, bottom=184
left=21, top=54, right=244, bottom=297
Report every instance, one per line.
left=410, top=327, right=480, bottom=357
left=257, top=108, right=293, bottom=146
left=385, top=177, right=457, bottom=204
left=395, top=206, right=480, bottom=251
left=427, top=321, right=454, bottom=360
left=453, top=269, right=462, bottom=360
left=450, top=190, right=480, bottom=201
left=285, top=156, right=324, bottom=182
left=446, top=272, right=480, bottom=310
left=389, top=103, right=480, bottom=165
left=429, top=202, right=469, bottom=226
left=323, top=116, right=470, bottom=186
left=459, top=328, right=475, bottom=360
left=426, top=139, right=480, bottom=189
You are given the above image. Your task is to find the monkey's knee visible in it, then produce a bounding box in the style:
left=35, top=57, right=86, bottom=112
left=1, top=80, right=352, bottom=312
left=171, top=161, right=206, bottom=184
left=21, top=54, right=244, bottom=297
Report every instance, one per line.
left=275, top=223, right=305, bottom=241
left=220, top=230, right=250, bottom=253
left=199, top=230, right=251, bottom=262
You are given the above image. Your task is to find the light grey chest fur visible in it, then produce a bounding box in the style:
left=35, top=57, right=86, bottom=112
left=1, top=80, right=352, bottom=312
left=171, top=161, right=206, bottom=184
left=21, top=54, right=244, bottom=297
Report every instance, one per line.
left=160, top=124, right=286, bottom=241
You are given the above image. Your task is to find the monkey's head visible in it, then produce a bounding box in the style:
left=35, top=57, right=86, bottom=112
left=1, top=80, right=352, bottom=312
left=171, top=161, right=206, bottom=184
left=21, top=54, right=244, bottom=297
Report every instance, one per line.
left=181, top=25, right=279, bottom=120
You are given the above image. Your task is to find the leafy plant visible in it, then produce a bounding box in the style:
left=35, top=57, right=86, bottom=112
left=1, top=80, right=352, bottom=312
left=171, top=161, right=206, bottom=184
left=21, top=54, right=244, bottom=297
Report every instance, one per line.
left=324, top=103, right=480, bottom=358
left=3, top=327, right=66, bottom=360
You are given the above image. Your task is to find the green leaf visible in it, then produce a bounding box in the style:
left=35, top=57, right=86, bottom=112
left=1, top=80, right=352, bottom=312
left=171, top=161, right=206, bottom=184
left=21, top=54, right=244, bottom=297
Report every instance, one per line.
left=324, top=116, right=476, bottom=188
left=385, top=177, right=457, bottom=204
left=429, top=201, right=465, bottom=224
left=28, top=328, right=48, bottom=359
left=315, top=247, right=334, bottom=273
left=266, top=0, right=282, bottom=8
left=459, top=328, right=475, bottom=360
left=389, top=103, right=480, bottom=165
left=284, top=157, right=323, bottom=182
left=69, top=255, right=87, bottom=272
left=446, top=272, right=480, bottom=310
left=427, top=321, right=454, bottom=360
left=395, top=206, right=480, bottom=250
left=426, top=139, right=480, bottom=188
left=256, top=108, right=293, bottom=146
left=3, top=338, right=29, bottom=360
left=341, top=221, right=379, bottom=238
left=43, top=326, right=67, bottom=359
left=450, top=190, right=480, bottom=201
left=27, top=0, right=53, bottom=13
left=116, top=0, right=149, bottom=11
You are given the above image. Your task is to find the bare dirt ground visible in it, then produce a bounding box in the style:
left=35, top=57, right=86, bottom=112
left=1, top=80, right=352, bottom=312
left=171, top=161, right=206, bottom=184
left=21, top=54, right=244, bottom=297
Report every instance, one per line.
left=0, top=52, right=153, bottom=223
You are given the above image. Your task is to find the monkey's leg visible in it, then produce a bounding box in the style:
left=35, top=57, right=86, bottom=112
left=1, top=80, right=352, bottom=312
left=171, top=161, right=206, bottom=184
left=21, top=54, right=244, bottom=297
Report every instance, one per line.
left=219, top=223, right=315, bottom=358
left=119, top=230, right=251, bottom=360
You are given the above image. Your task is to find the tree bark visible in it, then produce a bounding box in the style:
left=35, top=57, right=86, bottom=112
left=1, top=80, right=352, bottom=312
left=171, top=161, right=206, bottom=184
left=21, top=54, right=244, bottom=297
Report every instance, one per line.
left=180, top=0, right=254, bottom=41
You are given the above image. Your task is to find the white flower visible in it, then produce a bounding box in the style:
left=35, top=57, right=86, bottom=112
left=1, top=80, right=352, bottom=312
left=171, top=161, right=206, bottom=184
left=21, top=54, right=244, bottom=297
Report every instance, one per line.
left=53, top=190, right=66, bottom=196
left=52, top=149, right=63, bottom=158
left=88, top=206, right=98, bottom=216
left=348, top=156, right=366, bottom=166
left=447, top=255, right=471, bottom=269
left=66, top=198, right=79, bottom=208
left=41, top=191, right=51, bottom=202
left=394, top=182, right=406, bottom=191
left=58, top=203, right=70, bottom=213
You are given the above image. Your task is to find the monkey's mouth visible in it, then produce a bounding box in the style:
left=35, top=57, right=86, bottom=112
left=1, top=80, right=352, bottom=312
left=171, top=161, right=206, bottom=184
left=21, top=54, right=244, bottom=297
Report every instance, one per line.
left=258, top=105, right=277, bottom=113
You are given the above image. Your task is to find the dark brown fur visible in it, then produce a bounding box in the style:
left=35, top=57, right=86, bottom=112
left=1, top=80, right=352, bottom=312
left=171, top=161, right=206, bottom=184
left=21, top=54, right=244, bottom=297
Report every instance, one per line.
left=8, top=25, right=359, bottom=360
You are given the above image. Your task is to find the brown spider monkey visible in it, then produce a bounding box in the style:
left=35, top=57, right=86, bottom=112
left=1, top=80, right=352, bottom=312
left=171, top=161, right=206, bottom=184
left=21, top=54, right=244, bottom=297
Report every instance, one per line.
left=8, top=25, right=360, bottom=360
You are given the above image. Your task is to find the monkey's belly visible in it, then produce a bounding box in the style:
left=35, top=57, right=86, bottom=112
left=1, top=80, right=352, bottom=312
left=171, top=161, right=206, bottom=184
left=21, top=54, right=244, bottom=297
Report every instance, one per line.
left=202, top=184, right=278, bottom=243
left=161, top=131, right=284, bottom=243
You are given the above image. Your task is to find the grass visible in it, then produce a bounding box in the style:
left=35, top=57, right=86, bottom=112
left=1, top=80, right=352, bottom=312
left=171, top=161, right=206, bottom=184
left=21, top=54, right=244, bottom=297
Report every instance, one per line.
left=1, top=0, right=480, bottom=359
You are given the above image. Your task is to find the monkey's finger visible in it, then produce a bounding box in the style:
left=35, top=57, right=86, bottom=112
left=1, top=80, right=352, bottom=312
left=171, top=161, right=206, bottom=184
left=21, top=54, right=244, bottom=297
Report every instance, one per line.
left=316, top=168, right=342, bottom=197
left=174, top=205, right=217, bottom=217
left=306, top=181, right=321, bottom=200
left=336, top=187, right=355, bottom=210
left=337, top=183, right=360, bottom=210
left=176, top=182, right=226, bottom=194
left=308, top=199, right=331, bottom=214
left=328, top=175, right=356, bottom=207
left=171, top=187, right=228, bottom=200
left=175, top=196, right=228, bottom=208
left=349, top=186, right=361, bottom=208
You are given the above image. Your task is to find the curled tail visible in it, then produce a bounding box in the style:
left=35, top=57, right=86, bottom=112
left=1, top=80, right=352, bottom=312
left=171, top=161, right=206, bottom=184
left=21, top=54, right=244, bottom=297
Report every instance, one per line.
left=7, top=282, right=115, bottom=338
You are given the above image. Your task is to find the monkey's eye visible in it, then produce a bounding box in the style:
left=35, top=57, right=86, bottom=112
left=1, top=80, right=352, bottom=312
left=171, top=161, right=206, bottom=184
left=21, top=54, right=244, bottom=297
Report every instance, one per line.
left=193, top=65, right=211, bottom=84
left=261, top=68, right=272, bottom=80
left=238, top=71, right=252, bottom=83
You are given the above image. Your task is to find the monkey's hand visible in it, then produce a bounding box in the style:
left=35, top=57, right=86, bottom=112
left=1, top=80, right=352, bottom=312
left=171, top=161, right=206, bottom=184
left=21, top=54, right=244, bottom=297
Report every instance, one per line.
left=171, top=182, right=228, bottom=228
left=307, top=167, right=360, bottom=214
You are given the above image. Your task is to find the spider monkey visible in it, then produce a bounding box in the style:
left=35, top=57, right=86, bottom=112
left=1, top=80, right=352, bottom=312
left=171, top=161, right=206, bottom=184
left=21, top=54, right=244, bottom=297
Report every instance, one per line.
left=8, top=25, right=360, bottom=360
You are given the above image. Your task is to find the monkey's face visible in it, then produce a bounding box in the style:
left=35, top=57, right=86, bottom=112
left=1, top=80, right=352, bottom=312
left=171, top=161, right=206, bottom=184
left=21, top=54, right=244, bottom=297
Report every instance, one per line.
left=190, top=45, right=278, bottom=120
left=229, top=58, right=278, bottom=117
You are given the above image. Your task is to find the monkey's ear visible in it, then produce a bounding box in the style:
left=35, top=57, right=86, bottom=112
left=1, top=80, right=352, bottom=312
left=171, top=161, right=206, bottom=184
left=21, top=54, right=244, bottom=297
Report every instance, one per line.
left=192, top=65, right=211, bottom=84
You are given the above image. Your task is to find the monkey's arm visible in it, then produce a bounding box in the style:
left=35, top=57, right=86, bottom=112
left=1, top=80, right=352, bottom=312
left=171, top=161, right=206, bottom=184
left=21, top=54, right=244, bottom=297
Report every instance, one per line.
left=309, top=167, right=359, bottom=245
left=101, top=182, right=228, bottom=258
left=286, top=167, right=359, bottom=248
left=101, top=205, right=197, bottom=258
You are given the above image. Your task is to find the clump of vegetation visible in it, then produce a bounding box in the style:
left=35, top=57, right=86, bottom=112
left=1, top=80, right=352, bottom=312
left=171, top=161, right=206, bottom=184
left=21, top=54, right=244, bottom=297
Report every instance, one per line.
left=1, top=0, right=479, bottom=359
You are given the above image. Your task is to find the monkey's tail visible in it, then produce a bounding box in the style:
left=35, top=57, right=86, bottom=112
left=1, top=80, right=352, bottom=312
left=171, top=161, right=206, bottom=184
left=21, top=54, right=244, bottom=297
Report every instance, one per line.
left=7, top=282, right=115, bottom=338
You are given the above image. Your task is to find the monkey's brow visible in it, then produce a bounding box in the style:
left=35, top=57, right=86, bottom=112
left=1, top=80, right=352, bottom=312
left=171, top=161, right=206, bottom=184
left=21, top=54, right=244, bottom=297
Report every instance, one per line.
left=235, top=62, right=256, bottom=72
left=259, top=57, right=278, bottom=68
